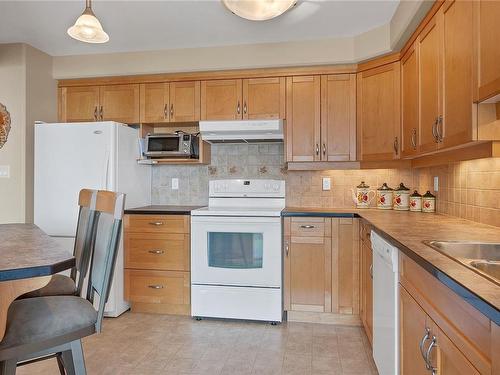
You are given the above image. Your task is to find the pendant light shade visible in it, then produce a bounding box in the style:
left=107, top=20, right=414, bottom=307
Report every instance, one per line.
left=222, top=0, right=297, bottom=21
left=67, top=0, right=109, bottom=43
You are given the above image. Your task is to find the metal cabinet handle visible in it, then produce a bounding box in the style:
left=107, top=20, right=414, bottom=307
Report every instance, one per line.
left=94, top=106, right=98, bottom=121
left=164, top=104, right=168, bottom=119
left=322, top=143, right=326, bottom=156
left=300, top=225, right=315, bottom=229
left=437, top=115, right=443, bottom=143
left=393, top=136, right=399, bottom=155
left=425, top=336, right=437, bottom=374
left=432, top=118, right=439, bottom=143
left=148, top=249, right=165, bottom=255
left=285, top=242, right=289, bottom=257
left=99, top=106, right=103, bottom=120
left=149, top=221, right=164, bottom=226
left=411, top=128, right=417, bottom=149
left=243, top=101, right=247, bottom=114
left=419, top=328, right=431, bottom=369
left=170, top=103, right=174, bottom=118
left=316, top=144, right=320, bottom=156
left=148, top=285, right=164, bottom=289
left=369, top=264, right=373, bottom=279
left=237, top=101, right=241, bottom=115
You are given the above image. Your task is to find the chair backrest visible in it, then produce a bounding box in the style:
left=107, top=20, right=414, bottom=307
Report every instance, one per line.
left=86, top=190, right=126, bottom=333
left=71, top=189, right=98, bottom=295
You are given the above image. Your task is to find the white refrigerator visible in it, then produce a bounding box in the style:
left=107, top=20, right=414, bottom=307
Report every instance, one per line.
left=34, top=121, right=151, bottom=317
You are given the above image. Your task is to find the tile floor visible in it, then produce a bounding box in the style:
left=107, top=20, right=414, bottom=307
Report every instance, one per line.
left=18, top=312, right=377, bottom=375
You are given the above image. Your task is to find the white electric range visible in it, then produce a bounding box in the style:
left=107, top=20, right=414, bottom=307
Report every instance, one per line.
left=190, top=179, right=285, bottom=323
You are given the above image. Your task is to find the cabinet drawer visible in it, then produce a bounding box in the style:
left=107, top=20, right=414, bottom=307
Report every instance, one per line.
left=125, top=233, right=189, bottom=271
left=291, top=217, right=328, bottom=237
left=124, top=214, right=189, bottom=234
left=125, top=270, right=190, bottom=305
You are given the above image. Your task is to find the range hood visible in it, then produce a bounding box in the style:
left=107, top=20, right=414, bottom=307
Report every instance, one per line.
left=199, top=119, right=284, bottom=143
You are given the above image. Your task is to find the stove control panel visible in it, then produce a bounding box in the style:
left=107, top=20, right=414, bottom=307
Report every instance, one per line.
left=210, top=179, right=285, bottom=197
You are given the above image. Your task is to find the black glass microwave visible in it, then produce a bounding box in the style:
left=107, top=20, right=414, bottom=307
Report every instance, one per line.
left=144, top=133, right=199, bottom=158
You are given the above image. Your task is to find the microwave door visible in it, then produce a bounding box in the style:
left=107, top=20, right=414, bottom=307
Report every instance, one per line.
left=147, top=136, right=183, bottom=156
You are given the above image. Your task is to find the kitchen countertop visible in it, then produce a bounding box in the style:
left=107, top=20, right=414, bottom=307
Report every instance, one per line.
left=124, top=205, right=205, bottom=215
left=284, top=207, right=500, bottom=324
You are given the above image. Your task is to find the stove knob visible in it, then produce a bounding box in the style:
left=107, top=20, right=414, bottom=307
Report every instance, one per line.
left=272, top=183, right=280, bottom=191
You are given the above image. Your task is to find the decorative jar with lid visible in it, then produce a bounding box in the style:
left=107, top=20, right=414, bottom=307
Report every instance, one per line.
left=422, top=191, right=436, bottom=213
left=409, top=190, right=422, bottom=212
left=377, top=183, right=393, bottom=210
left=393, top=183, right=410, bottom=211
left=351, top=181, right=376, bottom=209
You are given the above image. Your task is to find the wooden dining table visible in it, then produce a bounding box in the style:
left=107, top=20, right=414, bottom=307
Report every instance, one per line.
left=0, top=224, right=75, bottom=341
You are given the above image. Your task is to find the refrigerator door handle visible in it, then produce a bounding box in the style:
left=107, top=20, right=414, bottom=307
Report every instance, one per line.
left=102, top=150, right=110, bottom=190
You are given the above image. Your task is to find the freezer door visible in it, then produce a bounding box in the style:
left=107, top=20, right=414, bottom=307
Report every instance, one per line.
left=34, top=122, right=112, bottom=236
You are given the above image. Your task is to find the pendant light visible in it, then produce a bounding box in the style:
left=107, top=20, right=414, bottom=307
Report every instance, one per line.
left=222, top=0, right=297, bottom=21
left=67, top=0, right=109, bottom=43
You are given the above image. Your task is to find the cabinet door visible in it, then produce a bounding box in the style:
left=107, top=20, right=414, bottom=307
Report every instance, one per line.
left=357, top=62, right=401, bottom=161
left=170, top=81, right=200, bottom=122
left=418, top=16, right=441, bottom=153
left=331, top=218, right=359, bottom=315
left=100, top=84, right=140, bottom=124
left=242, top=77, right=285, bottom=120
left=285, top=76, right=321, bottom=162
left=476, top=0, right=500, bottom=101
left=440, top=0, right=475, bottom=149
left=320, top=74, right=356, bottom=161
left=200, top=79, right=242, bottom=120
left=140, top=83, right=169, bottom=123
left=59, top=86, right=100, bottom=122
left=401, top=43, right=419, bottom=157
left=360, top=242, right=373, bottom=345
left=430, top=323, right=480, bottom=375
left=400, top=286, right=431, bottom=375
left=290, top=235, right=331, bottom=312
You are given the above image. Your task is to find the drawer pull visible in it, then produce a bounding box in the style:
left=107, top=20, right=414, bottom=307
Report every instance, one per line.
left=149, top=221, right=164, bottom=226
left=148, top=249, right=165, bottom=255
left=300, top=225, right=315, bottom=229
left=148, top=285, right=164, bottom=289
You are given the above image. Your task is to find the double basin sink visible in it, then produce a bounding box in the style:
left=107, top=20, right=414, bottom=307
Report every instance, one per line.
left=424, top=241, right=500, bottom=285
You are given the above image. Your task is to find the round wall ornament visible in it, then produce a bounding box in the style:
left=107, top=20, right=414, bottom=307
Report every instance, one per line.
left=0, top=103, right=11, bottom=149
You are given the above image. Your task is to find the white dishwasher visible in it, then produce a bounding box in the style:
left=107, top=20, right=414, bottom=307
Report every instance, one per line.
left=371, top=230, right=399, bottom=375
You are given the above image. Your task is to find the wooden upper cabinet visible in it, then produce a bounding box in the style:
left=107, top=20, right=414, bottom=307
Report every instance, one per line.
left=321, top=74, right=356, bottom=161
left=357, top=62, right=401, bottom=161
left=140, top=83, right=169, bottom=123
left=100, top=84, right=140, bottom=124
left=170, top=81, right=201, bottom=122
left=242, top=78, right=285, bottom=120
left=440, top=0, right=475, bottom=149
left=418, top=16, right=441, bottom=154
left=286, top=76, right=321, bottom=162
left=200, top=79, right=242, bottom=120
left=475, top=0, right=500, bottom=101
left=401, top=43, right=420, bottom=158
left=59, top=86, right=100, bottom=122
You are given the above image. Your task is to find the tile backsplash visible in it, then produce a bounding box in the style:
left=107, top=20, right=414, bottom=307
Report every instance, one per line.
left=151, top=144, right=500, bottom=227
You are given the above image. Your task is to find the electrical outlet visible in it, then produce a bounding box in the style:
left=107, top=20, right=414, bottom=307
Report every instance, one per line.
left=172, top=178, right=179, bottom=190
left=322, top=177, right=331, bottom=191
left=0, top=165, right=10, bottom=178
left=433, top=176, right=439, bottom=192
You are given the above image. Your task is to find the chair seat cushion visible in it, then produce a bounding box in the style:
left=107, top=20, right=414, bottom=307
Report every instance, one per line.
left=19, top=274, right=77, bottom=299
left=0, top=296, right=97, bottom=353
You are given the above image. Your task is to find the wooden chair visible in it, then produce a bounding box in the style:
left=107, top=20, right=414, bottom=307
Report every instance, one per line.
left=0, top=191, right=126, bottom=375
left=20, top=189, right=98, bottom=299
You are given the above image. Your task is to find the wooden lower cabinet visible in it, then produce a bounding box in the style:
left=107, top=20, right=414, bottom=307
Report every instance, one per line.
left=124, top=214, right=190, bottom=315
left=360, top=241, right=373, bottom=344
left=283, top=217, right=360, bottom=324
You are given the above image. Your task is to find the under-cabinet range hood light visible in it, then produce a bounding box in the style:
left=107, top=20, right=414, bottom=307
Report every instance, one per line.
left=199, top=119, right=284, bottom=143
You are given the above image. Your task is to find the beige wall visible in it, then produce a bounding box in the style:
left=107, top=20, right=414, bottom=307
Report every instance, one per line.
left=0, top=43, right=56, bottom=224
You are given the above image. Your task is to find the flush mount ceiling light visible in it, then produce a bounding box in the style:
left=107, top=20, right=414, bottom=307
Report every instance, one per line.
left=67, top=0, right=109, bottom=43
left=222, top=0, right=297, bottom=21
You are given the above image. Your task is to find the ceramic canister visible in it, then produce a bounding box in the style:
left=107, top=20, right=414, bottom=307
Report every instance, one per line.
left=409, top=190, right=422, bottom=212
left=393, top=183, right=410, bottom=211
left=422, top=191, right=436, bottom=213
left=353, top=181, right=376, bottom=209
left=377, top=183, right=393, bottom=210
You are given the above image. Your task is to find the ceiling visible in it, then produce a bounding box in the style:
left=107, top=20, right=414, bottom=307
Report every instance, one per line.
left=0, top=0, right=401, bottom=56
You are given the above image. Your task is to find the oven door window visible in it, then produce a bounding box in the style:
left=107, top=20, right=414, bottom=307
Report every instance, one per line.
left=207, top=232, right=263, bottom=269
left=148, top=137, right=179, bottom=152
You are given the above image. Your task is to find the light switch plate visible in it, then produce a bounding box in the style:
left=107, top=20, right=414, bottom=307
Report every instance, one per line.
left=172, top=178, right=179, bottom=190
left=322, top=177, right=331, bottom=191
left=0, top=165, right=10, bottom=178
left=433, top=176, right=439, bottom=192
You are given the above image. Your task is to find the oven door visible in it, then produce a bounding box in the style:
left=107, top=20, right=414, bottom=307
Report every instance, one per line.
left=191, top=216, right=281, bottom=288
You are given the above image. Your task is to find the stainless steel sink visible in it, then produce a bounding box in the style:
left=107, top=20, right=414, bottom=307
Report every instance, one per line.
left=423, top=241, right=500, bottom=285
